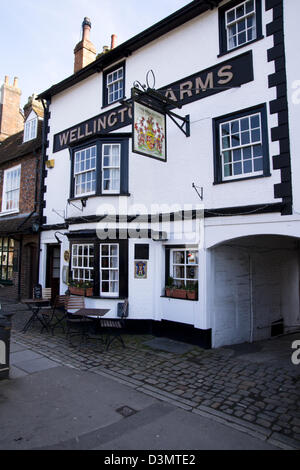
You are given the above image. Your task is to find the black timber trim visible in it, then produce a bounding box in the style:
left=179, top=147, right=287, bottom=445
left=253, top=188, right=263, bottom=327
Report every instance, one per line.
left=204, top=202, right=283, bottom=217
left=266, top=0, right=292, bottom=215
left=38, top=1, right=222, bottom=100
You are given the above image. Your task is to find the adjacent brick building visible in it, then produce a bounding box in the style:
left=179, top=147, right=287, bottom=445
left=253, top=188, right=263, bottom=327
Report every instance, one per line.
left=0, top=80, right=44, bottom=299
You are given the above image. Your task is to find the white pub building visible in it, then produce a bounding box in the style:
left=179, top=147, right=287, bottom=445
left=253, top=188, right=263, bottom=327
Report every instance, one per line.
left=38, top=0, right=300, bottom=348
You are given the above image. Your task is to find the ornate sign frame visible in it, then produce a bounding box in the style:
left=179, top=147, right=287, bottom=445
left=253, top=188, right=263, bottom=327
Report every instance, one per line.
left=132, top=101, right=167, bottom=162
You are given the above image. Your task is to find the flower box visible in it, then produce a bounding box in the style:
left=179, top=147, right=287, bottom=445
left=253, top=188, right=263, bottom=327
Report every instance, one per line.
left=171, top=288, right=187, bottom=299
left=165, top=287, right=173, bottom=297
left=187, top=290, right=197, bottom=300
left=69, top=286, right=94, bottom=297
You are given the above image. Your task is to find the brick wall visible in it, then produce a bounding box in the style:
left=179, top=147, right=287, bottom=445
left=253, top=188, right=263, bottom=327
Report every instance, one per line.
left=0, top=153, right=40, bottom=214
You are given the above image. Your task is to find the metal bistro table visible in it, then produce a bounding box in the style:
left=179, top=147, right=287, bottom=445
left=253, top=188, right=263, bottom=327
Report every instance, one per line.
left=72, top=308, right=111, bottom=343
left=21, top=298, right=52, bottom=333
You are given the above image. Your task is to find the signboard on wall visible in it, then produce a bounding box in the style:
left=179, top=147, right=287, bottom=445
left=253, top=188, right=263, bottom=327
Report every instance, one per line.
left=133, top=102, right=166, bottom=161
left=134, top=261, right=148, bottom=279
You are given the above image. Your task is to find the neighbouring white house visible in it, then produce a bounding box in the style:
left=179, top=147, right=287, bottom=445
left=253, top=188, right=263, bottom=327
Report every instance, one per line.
left=38, top=0, right=300, bottom=348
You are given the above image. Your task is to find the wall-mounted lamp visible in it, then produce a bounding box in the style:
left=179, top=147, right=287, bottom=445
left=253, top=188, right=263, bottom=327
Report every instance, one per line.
left=81, top=197, right=88, bottom=208
left=46, top=159, right=55, bottom=169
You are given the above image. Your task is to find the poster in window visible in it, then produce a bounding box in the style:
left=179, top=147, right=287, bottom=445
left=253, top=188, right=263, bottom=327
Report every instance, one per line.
left=134, top=261, right=147, bottom=279
left=133, top=101, right=166, bottom=161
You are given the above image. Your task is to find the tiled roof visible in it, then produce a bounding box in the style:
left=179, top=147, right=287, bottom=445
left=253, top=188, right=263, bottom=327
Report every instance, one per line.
left=0, top=213, right=40, bottom=236
left=0, top=121, right=43, bottom=165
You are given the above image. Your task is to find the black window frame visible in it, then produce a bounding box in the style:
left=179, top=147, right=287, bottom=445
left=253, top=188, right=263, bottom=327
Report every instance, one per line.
left=218, top=0, right=263, bottom=57
left=70, top=136, right=129, bottom=200
left=102, top=61, right=126, bottom=109
left=0, top=237, right=15, bottom=284
left=69, top=236, right=128, bottom=299
left=213, top=103, right=271, bottom=185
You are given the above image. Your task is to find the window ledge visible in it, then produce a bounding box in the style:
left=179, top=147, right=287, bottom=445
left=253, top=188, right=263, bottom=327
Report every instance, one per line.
left=0, top=280, right=13, bottom=286
left=68, top=193, right=131, bottom=203
left=101, top=97, right=127, bottom=111
left=218, top=36, right=264, bottom=58
left=88, top=296, right=126, bottom=300
left=213, top=173, right=271, bottom=185
left=160, top=295, right=198, bottom=302
left=0, top=209, right=20, bottom=217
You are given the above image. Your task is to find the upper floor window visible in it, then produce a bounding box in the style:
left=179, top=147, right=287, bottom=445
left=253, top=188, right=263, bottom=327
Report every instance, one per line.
left=103, top=62, right=125, bottom=107
left=102, top=143, right=121, bottom=194
left=74, top=145, right=97, bottom=197
left=23, top=111, right=38, bottom=142
left=213, top=104, right=270, bottom=183
left=70, top=137, right=129, bottom=199
left=2, top=165, right=21, bottom=213
left=219, top=0, right=262, bottom=55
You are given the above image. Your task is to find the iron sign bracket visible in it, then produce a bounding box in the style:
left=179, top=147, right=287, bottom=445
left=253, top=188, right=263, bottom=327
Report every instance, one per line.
left=130, top=86, right=190, bottom=138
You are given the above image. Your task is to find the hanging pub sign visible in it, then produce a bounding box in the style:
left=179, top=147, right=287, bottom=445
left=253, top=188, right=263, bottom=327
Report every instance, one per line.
left=133, top=101, right=166, bottom=162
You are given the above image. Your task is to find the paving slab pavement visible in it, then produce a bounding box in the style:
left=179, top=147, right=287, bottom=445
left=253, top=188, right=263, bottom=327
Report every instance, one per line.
left=0, top=353, right=277, bottom=450
left=1, top=299, right=300, bottom=450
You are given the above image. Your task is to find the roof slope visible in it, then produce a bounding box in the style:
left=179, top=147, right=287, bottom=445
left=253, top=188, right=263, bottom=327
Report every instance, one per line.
left=0, top=121, right=43, bottom=165
left=39, top=0, right=221, bottom=100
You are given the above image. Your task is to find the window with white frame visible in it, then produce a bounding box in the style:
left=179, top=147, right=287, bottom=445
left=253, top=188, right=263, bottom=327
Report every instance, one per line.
left=170, top=249, right=198, bottom=288
left=220, top=112, right=264, bottom=180
left=100, top=244, right=119, bottom=296
left=71, top=244, right=94, bottom=282
left=2, top=165, right=21, bottom=213
left=102, top=144, right=121, bottom=193
left=226, top=0, right=257, bottom=50
left=24, top=116, right=37, bottom=142
left=219, top=0, right=262, bottom=55
left=74, top=145, right=97, bottom=197
left=105, top=66, right=124, bottom=105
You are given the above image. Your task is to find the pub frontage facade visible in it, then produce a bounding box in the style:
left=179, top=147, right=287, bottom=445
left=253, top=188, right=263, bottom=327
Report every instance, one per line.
left=38, top=0, right=300, bottom=348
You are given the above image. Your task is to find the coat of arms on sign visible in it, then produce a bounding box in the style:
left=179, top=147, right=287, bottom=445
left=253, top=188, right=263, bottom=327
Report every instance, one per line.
left=134, top=261, right=147, bottom=279
left=133, top=102, right=166, bottom=161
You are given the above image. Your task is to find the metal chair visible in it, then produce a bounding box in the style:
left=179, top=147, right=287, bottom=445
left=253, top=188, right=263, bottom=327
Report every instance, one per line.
left=31, top=287, right=53, bottom=333
left=100, top=299, right=129, bottom=350
left=49, top=295, right=68, bottom=335
left=65, top=295, right=93, bottom=347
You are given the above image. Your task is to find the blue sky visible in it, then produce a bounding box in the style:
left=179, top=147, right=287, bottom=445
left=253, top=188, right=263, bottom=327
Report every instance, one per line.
left=1, top=0, right=191, bottom=109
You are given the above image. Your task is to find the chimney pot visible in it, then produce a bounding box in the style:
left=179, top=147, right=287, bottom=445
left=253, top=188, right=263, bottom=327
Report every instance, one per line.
left=74, top=17, right=96, bottom=73
left=13, top=77, right=18, bottom=88
left=4, top=76, right=9, bottom=85
left=111, top=34, right=117, bottom=49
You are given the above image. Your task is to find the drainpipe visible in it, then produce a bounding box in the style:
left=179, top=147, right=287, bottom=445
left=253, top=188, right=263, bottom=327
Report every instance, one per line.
left=249, top=254, right=254, bottom=343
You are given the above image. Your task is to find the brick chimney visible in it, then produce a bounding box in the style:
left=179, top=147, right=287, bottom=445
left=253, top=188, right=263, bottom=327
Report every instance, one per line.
left=74, top=17, right=97, bottom=74
left=111, top=34, right=117, bottom=50
left=0, top=76, right=24, bottom=142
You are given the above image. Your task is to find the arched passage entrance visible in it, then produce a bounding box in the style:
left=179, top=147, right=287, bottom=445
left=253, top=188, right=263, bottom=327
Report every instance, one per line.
left=209, top=235, right=300, bottom=348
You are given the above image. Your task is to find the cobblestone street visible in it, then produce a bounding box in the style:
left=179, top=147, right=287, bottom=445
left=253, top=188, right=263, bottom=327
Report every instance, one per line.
left=5, top=301, right=300, bottom=450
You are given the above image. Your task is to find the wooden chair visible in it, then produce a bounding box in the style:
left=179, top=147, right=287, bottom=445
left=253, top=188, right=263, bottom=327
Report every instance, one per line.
left=65, top=295, right=93, bottom=346
left=100, top=299, right=129, bottom=351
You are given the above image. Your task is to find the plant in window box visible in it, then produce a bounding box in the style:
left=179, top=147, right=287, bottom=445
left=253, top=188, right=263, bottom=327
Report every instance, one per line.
left=186, top=282, right=198, bottom=300
left=172, top=283, right=187, bottom=299
left=165, top=277, right=174, bottom=297
left=68, top=281, right=94, bottom=297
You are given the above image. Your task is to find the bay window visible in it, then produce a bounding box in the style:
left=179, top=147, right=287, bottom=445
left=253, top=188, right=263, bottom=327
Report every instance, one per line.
left=70, top=137, right=128, bottom=199
left=100, top=243, right=119, bottom=297
left=69, top=238, right=127, bottom=298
